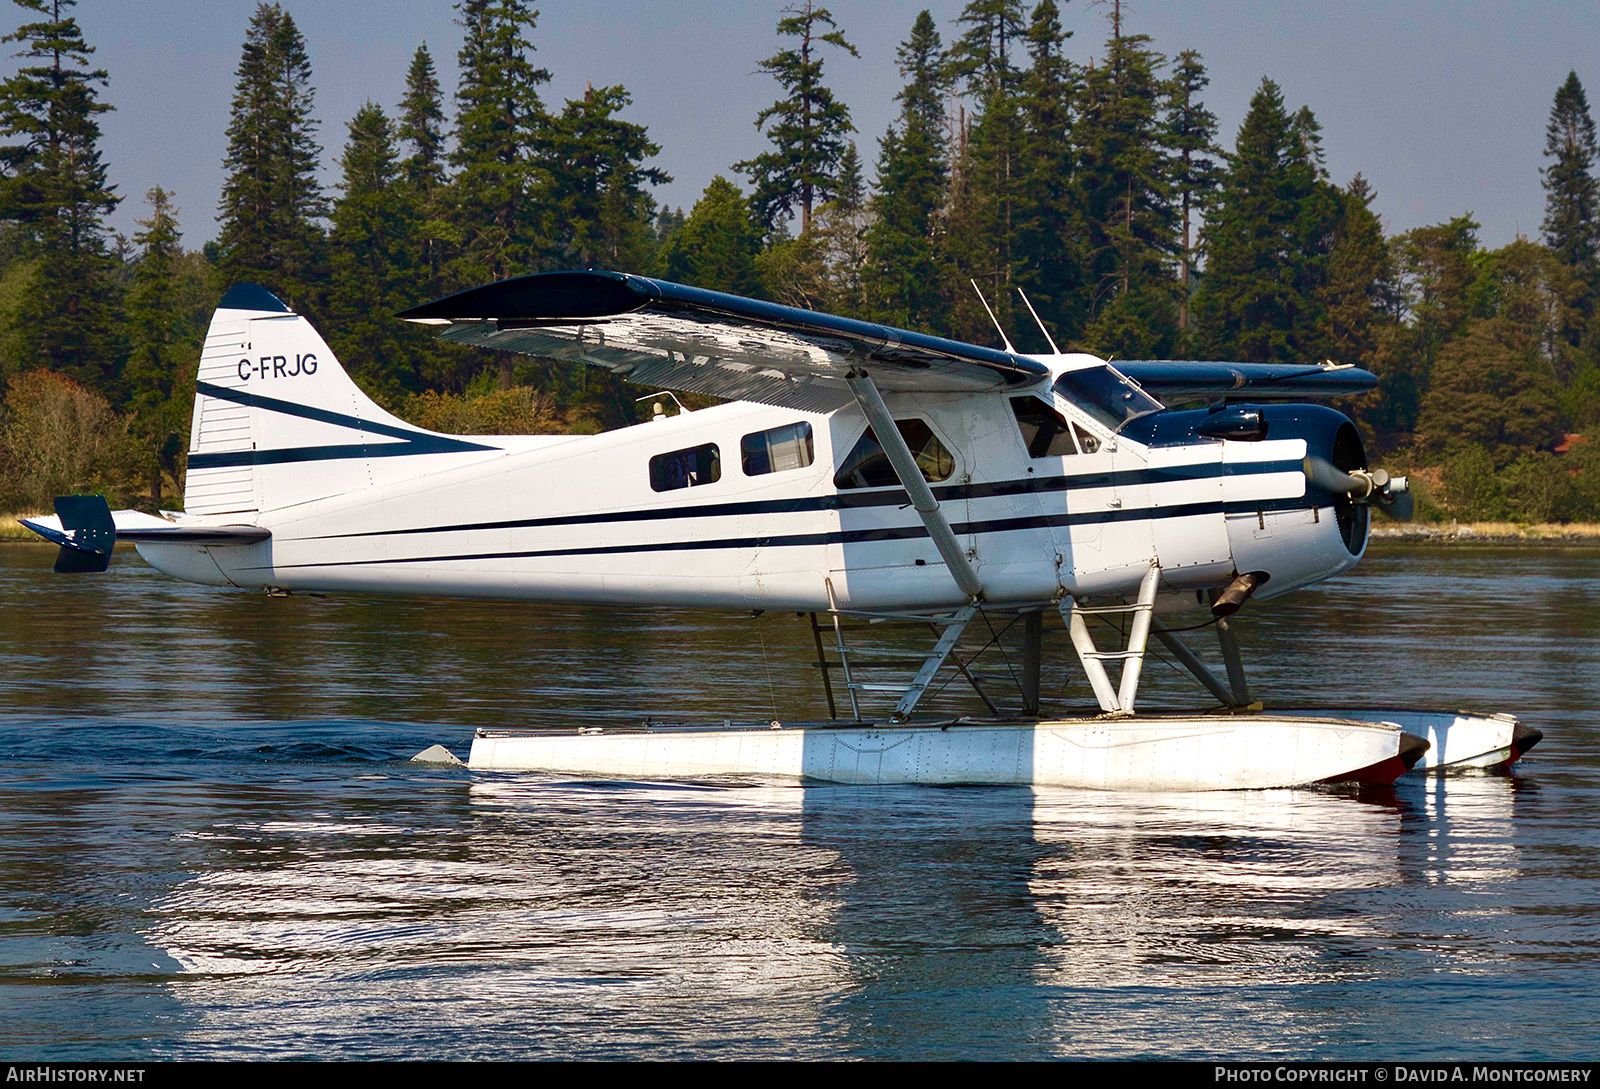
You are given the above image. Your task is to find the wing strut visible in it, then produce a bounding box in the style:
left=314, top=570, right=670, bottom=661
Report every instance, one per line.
left=844, top=370, right=983, bottom=601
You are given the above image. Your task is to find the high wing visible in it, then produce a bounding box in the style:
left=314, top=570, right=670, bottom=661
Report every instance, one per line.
left=398, top=270, right=1049, bottom=413
left=1116, top=360, right=1378, bottom=400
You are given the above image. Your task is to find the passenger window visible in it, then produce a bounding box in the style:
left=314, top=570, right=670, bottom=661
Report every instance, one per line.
left=742, top=422, right=815, bottom=476
left=1010, top=397, right=1080, bottom=457
left=834, top=419, right=955, bottom=490
left=649, top=443, right=721, bottom=492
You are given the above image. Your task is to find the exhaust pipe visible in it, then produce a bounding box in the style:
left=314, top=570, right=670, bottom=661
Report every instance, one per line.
left=1211, top=572, right=1267, bottom=618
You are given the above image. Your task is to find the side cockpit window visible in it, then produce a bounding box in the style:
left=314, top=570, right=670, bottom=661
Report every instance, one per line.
left=742, top=422, right=815, bottom=476
left=650, top=443, right=720, bottom=492
left=1010, top=397, right=1099, bottom=456
left=834, top=419, right=954, bottom=490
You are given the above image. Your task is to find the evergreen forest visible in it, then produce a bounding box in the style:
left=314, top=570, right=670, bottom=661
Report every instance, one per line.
left=2, top=0, right=1599, bottom=525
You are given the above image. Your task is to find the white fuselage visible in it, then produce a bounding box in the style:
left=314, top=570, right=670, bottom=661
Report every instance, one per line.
left=144, top=373, right=1363, bottom=612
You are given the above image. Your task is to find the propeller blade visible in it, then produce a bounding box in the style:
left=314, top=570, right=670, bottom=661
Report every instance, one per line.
left=1377, top=488, right=1415, bottom=522
left=1304, top=458, right=1413, bottom=520
left=1303, top=457, right=1370, bottom=498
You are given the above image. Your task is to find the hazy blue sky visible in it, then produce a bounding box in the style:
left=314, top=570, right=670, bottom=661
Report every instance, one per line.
left=64, top=1, right=1600, bottom=250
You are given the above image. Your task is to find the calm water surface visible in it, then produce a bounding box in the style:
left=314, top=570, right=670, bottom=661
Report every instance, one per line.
left=0, top=541, right=1597, bottom=1060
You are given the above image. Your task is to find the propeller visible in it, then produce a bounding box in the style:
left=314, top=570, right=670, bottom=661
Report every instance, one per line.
left=1303, top=458, right=1414, bottom=520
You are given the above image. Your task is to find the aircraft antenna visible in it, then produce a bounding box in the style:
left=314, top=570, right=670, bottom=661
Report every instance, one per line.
left=1016, top=289, right=1061, bottom=354
left=970, top=279, right=1016, bottom=353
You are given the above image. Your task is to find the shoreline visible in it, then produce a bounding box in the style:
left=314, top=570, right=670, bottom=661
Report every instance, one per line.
left=1370, top=522, right=1600, bottom=546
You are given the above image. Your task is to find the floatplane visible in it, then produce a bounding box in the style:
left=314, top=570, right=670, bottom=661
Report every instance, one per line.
left=23, top=272, right=1540, bottom=789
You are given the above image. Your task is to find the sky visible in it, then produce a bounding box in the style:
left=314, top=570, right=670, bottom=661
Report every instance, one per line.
left=59, top=0, right=1600, bottom=250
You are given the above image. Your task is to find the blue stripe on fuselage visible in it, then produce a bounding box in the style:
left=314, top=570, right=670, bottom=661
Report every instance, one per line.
left=256, top=494, right=1316, bottom=572
left=288, top=458, right=1307, bottom=543
left=187, top=381, right=497, bottom=469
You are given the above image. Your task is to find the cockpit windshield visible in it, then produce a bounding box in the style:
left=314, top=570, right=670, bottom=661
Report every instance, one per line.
left=1052, top=365, right=1163, bottom=432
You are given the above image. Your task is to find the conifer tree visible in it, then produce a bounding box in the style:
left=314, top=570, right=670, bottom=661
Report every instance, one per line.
left=863, top=9, right=952, bottom=331
left=1318, top=175, right=1393, bottom=364
left=399, top=44, right=446, bottom=192
left=124, top=187, right=195, bottom=499
left=1191, top=78, right=1342, bottom=362
left=942, top=0, right=1028, bottom=343
left=660, top=176, right=763, bottom=296
left=547, top=84, right=669, bottom=428
left=1542, top=71, right=1599, bottom=278
left=0, top=0, right=121, bottom=393
left=758, top=140, right=868, bottom=314
left=946, top=0, right=1026, bottom=100
left=325, top=103, right=429, bottom=405
left=215, top=3, right=326, bottom=310
left=1164, top=49, right=1220, bottom=337
left=397, top=43, right=448, bottom=295
left=735, top=1, right=859, bottom=232
left=1013, top=0, right=1084, bottom=347
left=449, top=0, right=550, bottom=388
left=1074, top=30, right=1178, bottom=357
left=546, top=84, right=669, bottom=270
left=449, top=0, right=549, bottom=283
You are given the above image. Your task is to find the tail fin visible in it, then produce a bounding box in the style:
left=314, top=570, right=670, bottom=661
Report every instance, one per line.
left=185, top=284, right=499, bottom=517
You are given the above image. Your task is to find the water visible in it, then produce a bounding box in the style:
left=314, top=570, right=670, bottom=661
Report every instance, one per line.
left=0, top=541, right=1597, bottom=1059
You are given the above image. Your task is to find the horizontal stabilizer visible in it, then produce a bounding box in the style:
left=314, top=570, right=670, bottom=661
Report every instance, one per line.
left=1115, top=360, right=1378, bottom=399
left=20, top=498, right=270, bottom=573
left=399, top=270, right=1049, bottom=413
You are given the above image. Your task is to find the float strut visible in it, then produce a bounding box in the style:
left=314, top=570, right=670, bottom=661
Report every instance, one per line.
left=825, top=578, right=862, bottom=721
left=1061, top=564, right=1161, bottom=715
left=808, top=611, right=838, bottom=719
left=1020, top=608, right=1043, bottom=715
left=1210, top=589, right=1252, bottom=706
left=1151, top=618, right=1240, bottom=708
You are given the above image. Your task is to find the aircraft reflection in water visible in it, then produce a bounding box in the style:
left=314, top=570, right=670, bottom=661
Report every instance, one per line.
left=136, top=777, right=1527, bottom=1059
left=23, top=272, right=1539, bottom=788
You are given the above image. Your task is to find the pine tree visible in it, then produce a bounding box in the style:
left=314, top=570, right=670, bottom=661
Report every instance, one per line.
left=1318, top=175, right=1393, bottom=364
left=0, top=0, right=121, bottom=393
left=1191, top=78, right=1342, bottom=362
left=325, top=103, right=431, bottom=405
left=758, top=140, right=868, bottom=314
left=1542, top=71, right=1599, bottom=277
left=546, top=84, right=669, bottom=428
left=123, top=187, right=196, bottom=500
left=660, top=176, right=763, bottom=296
left=449, top=0, right=549, bottom=281
left=1163, top=49, right=1220, bottom=337
left=735, top=1, right=859, bottom=232
left=941, top=1, right=1029, bottom=343
left=397, top=43, right=448, bottom=296
left=1013, top=0, right=1084, bottom=347
left=1075, top=30, right=1179, bottom=357
left=946, top=0, right=1026, bottom=100
left=449, top=0, right=551, bottom=387
left=215, top=3, right=326, bottom=310
left=547, top=84, right=669, bottom=270
left=398, top=44, right=446, bottom=192
left=863, top=9, right=952, bottom=331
